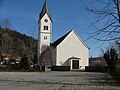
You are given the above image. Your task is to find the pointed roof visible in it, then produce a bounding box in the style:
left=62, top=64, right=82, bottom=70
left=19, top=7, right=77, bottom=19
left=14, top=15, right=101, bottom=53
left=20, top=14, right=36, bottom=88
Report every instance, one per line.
left=39, top=1, right=52, bottom=22
left=51, top=30, right=72, bottom=47
left=51, top=30, right=89, bottom=49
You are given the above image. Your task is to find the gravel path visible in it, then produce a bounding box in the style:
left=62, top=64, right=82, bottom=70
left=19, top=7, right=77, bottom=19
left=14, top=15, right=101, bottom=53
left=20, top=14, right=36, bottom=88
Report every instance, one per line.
left=0, top=71, right=119, bottom=90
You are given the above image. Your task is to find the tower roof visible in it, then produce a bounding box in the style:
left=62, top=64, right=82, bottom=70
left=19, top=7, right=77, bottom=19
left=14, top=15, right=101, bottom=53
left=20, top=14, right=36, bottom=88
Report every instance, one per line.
left=39, top=1, right=52, bottom=22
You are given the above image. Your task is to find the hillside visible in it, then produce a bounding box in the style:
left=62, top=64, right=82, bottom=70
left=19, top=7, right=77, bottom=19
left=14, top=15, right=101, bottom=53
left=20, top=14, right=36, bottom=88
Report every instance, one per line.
left=0, top=27, right=37, bottom=63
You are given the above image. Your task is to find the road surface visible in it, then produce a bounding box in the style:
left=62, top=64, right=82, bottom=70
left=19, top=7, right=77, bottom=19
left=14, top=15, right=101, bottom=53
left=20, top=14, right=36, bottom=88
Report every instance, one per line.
left=0, top=71, right=119, bottom=90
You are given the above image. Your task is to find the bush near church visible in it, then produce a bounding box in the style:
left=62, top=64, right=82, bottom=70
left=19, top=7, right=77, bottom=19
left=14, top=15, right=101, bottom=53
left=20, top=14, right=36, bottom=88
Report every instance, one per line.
left=51, top=66, right=70, bottom=71
left=20, top=55, right=31, bottom=70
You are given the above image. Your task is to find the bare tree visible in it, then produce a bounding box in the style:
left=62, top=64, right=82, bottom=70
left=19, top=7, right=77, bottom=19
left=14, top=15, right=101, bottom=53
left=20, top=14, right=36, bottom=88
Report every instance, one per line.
left=116, top=41, right=120, bottom=57
left=0, top=18, right=13, bottom=29
left=18, top=38, right=37, bottom=65
left=0, top=19, right=13, bottom=61
left=0, top=32, right=13, bottom=54
left=99, top=42, right=120, bottom=72
left=87, top=0, right=120, bottom=41
left=39, top=45, right=54, bottom=66
left=0, top=36, right=2, bottom=60
left=104, top=47, right=119, bottom=72
left=0, top=33, right=2, bottom=51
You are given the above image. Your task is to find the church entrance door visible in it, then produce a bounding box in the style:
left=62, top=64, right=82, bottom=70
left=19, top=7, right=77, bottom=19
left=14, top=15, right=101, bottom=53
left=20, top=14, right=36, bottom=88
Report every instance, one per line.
left=72, top=60, right=79, bottom=69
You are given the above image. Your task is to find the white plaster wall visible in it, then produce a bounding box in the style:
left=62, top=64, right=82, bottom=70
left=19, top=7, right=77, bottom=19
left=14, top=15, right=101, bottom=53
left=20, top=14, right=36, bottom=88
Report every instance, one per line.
left=40, top=13, right=52, bottom=33
left=38, top=13, right=52, bottom=64
left=38, top=13, right=52, bottom=54
left=56, top=30, right=89, bottom=69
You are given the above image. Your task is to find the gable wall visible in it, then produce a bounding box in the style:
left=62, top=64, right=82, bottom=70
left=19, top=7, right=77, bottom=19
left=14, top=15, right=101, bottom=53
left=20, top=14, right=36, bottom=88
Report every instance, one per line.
left=56, top=31, right=89, bottom=69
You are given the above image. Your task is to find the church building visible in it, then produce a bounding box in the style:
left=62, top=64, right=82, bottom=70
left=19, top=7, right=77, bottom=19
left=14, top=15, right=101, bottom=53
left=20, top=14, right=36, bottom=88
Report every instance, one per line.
left=38, top=1, right=89, bottom=70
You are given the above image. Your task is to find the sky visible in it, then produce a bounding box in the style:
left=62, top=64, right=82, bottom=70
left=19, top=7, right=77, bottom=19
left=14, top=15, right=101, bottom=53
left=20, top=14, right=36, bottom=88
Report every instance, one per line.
left=0, top=0, right=110, bottom=57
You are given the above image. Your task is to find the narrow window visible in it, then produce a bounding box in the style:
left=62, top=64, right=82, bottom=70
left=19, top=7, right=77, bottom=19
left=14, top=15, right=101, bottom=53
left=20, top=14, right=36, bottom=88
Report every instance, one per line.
left=44, top=36, right=47, bottom=40
left=44, top=26, right=48, bottom=30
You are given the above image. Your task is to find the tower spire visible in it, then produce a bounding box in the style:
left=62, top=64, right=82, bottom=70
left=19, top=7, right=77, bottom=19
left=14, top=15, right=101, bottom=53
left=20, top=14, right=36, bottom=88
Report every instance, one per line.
left=39, top=0, right=52, bottom=22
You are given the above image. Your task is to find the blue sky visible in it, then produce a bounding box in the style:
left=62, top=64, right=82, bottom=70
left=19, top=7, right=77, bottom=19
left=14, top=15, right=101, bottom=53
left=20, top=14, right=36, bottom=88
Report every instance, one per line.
left=0, top=0, right=109, bottom=57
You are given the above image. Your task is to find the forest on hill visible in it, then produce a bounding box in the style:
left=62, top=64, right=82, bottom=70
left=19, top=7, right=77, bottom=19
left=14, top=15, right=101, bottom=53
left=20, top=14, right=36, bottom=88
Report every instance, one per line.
left=0, top=27, right=37, bottom=63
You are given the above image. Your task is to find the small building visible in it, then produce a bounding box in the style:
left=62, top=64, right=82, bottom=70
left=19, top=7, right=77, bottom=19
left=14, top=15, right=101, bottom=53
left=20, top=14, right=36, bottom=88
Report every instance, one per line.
left=0, top=53, right=21, bottom=65
left=1, top=53, right=12, bottom=61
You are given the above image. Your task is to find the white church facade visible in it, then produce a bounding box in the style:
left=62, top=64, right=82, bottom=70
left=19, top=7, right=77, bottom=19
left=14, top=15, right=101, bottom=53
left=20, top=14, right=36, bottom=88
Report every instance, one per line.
left=38, top=1, right=89, bottom=70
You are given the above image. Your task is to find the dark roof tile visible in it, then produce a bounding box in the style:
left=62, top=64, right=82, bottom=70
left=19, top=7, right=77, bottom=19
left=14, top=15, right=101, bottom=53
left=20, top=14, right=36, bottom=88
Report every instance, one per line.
left=39, top=1, right=52, bottom=23
left=51, top=30, right=72, bottom=47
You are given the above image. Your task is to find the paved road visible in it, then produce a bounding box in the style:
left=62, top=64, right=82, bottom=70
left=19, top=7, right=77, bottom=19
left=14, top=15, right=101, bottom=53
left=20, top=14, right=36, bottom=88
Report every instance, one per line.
left=0, top=71, right=119, bottom=90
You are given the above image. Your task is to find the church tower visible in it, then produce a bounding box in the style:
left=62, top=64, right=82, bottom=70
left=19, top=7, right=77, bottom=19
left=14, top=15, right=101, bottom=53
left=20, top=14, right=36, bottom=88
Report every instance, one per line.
left=38, top=1, right=52, bottom=64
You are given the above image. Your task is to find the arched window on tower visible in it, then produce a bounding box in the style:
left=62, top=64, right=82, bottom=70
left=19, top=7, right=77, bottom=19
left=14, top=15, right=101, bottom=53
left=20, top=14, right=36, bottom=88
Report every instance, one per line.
left=44, top=26, right=48, bottom=30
